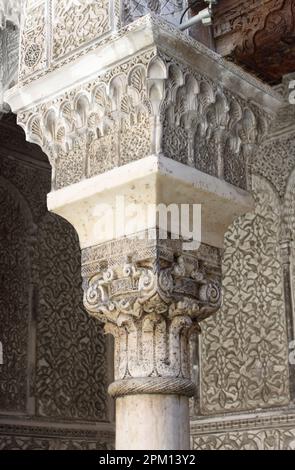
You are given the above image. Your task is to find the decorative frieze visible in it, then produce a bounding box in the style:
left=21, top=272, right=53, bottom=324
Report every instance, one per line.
left=0, top=115, right=112, bottom=446
left=19, top=1, right=188, bottom=83
left=0, top=422, right=114, bottom=450
left=253, top=134, right=295, bottom=198
left=191, top=411, right=295, bottom=450
left=17, top=43, right=269, bottom=191
left=193, top=426, right=295, bottom=450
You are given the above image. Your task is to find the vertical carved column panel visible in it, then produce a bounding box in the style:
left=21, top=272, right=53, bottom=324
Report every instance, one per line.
left=199, top=174, right=289, bottom=414
left=36, top=213, right=109, bottom=421
left=0, top=178, right=33, bottom=413
left=191, top=129, right=295, bottom=450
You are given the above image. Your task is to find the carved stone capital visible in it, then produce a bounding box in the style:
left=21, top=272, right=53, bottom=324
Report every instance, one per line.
left=82, top=235, right=221, bottom=397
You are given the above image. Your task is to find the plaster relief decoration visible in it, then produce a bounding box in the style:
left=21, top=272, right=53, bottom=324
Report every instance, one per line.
left=18, top=47, right=269, bottom=190
left=253, top=134, right=295, bottom=198
left=199, top=174, right=289, bottom=414
left=0, top=177, right=33, bottom=413
left=19, top=50, right=158, bottom=189
left=162, top=63, right=267, bottom=189
left=36, top=213, right=109, bottom=421
left=193, top=427, right=295, bottom=450
left=20, top=0, right=47, bottom=81
left=52, top=0, right=114, bottom=61
left=0, top=435, right=111, bottom=450
left=0, top=26, right=19, bottom=114
left=191, top=412, right=295, bottom=450
left=213, top=0, right=295, bottom=83
left=0, top=115, right=113, bottom=448
left=124, top=0, right=187, bottom=25
left=19, top=2, right=188, bottom=84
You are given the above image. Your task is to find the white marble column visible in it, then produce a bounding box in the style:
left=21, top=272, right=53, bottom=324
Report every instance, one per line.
left=116, top=395, right=190, bottom=450
left=81, top=235, right=223, bottom=450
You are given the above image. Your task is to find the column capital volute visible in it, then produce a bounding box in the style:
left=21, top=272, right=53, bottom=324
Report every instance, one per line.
left=81, top=235, right=222, bottom=396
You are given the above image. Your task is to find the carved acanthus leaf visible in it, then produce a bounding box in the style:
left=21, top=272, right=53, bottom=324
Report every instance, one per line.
left=82, top=238, right=221, bottom=385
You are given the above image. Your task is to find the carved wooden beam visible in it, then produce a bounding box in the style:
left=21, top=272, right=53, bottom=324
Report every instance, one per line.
left=212, top=0, right=295, bottom=84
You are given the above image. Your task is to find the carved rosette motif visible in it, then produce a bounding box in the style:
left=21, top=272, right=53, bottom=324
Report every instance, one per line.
left=193, top=428, right=295, bottom=451
left=82, top=237, right=221, bottom=398
left=20, top=1, right=47, bottom=81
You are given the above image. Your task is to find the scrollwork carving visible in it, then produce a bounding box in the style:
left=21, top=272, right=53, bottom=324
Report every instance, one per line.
left=36, top=212, right=109, bottom=421
left=52, top=0, right=112, bottom=61
left=82, top=237, right=221, bottom=395
left=199, top=174, right=289, bottom=414
left=20, top=1, right=47, bottom=80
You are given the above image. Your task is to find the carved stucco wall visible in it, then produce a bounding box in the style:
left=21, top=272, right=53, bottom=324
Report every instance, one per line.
left=19, top=1, right=187, bottom=85
left=200, top=173, right=289, bottom=414
left=192, top=424, right=295, bottom=450
left=0, top=114, right=114, bottom=449
left=0, top=177, right=32, bottom=412
left=36, top=213, right=108, bottom=421
left=193, top=133, right=295, bottom=450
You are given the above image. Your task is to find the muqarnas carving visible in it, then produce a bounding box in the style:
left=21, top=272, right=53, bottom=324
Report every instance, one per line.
left=19, top=52, right=267, bottom=192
